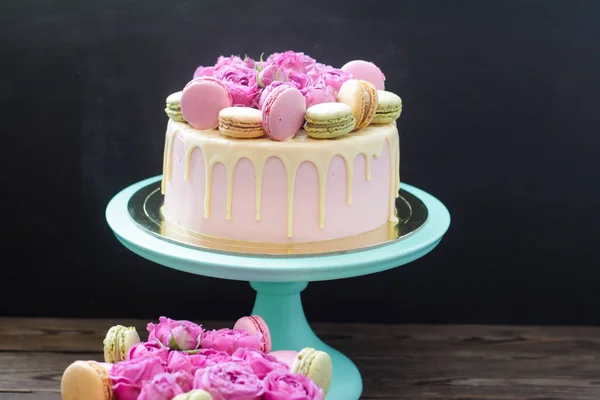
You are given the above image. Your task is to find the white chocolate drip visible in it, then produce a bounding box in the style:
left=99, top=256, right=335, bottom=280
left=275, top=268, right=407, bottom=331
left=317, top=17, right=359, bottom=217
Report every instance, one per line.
left=161, top=120, right=400, bottom=237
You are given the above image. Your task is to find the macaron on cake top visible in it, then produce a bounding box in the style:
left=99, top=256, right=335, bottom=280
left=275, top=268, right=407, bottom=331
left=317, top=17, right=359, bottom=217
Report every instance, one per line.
left=165, top=91, right=186, bottom=122
left=261, top=85, right=306, bottom=141
left=373, top=90, right=403, bottom=124
left=304, top=102, right=356, bottom=139
left=233, top=314, right=272, bottom=353
left=61, top=360, right=113, bottom=400
left=292, top=347, right=333, bottom=396
left=103, top=324, right=140, bottom=364
left=341, top=59, right=386, bottom=90
left=218, top=107, right=265, bottom=139
left=181, top=76, right=233, bottom=130
left=173, top=389, right=214, bottom=400
left=337, top=79, right=379, bottom=131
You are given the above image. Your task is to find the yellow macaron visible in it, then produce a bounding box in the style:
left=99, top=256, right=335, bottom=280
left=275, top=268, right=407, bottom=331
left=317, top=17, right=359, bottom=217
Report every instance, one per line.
left=336, top=79, right=379, bottom=131
left=61, top=360, right=113, bottom=400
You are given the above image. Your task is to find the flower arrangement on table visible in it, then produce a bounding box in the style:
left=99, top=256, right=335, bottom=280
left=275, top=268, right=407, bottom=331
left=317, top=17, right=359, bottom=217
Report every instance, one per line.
left=60, top=315, right=332, bottom=400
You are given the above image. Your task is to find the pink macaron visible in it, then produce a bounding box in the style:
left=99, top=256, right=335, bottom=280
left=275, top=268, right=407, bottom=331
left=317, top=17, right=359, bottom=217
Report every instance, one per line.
left=234, top=315, right=272, bottom=353
left=269, top=350, right=298, bottom=367
left=341, top=60, right=386, bottom=90
left=181, top=76, right=233, bottom=130
left=261, top=85, right=306, bottom=141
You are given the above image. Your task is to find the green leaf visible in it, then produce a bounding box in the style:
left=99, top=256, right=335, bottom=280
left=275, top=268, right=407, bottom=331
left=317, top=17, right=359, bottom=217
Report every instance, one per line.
left=168, top=328, right=180, bottom=350
left=256, top=71, right=264, bottom=88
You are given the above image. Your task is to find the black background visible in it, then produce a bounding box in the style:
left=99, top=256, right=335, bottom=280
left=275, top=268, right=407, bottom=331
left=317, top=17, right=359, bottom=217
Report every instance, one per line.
left=2, top=0, right=600, bottom=325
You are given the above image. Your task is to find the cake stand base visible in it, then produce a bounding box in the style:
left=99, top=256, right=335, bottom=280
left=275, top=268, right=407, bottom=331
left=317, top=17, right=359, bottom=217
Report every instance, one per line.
left=106, top=176, right=451, bottom=400
left=250, top=281, right=361, bottom=399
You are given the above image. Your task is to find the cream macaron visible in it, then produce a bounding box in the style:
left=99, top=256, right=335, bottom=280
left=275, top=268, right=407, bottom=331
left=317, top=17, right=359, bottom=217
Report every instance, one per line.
left=218, top=107, right=266, bottom=139
left=103, top=325, right=140, bottom=363
left=172, top=389, right=213, bottom=400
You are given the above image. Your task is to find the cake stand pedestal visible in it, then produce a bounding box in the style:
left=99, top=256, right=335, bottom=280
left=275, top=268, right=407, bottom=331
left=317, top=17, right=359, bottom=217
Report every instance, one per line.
left=106, top=175, right=450, bottom=400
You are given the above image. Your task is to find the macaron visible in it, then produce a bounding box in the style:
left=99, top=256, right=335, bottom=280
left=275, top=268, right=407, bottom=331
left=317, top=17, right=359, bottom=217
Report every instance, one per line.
left=103, top=325, right=140, bottom=363
left=261, top=85, right=306, bottom=141
left=233, top=315, right=272, bottom=353
left=218, top=107, right=265, bottom=139
left=373, top=90, right=403, bottom=124
left=165, top=91, right=186, bottom=122
left=292, top=347, right=333, bottom=396
left=181, top=76, right=233, bottom=130
left=304, top=102, right=356, bottom=139
left=341, top=60, right=386, bottom=90
left=270, top=350, right=299, bottom=367
left=172, top=389, right=213, bottom=400
left=337, top=79, right=379, bottom=131
left=61, top=360, right=113, bottom=400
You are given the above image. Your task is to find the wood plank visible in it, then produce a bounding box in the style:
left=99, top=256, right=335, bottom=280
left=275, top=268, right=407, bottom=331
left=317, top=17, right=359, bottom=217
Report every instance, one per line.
left=3, top=318, right=600, bottom=399
left=0, top=393, right=60, bottom=400
left=2, top=349, right=600, bottom=399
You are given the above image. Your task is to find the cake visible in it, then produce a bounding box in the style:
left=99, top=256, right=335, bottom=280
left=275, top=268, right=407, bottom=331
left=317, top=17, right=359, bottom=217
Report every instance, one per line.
left=161, top=51, right=402, bottom=243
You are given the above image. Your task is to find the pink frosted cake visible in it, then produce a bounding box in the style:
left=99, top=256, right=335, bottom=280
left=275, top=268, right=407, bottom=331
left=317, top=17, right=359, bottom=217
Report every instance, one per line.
left=161, top=51, right=402, bottom=243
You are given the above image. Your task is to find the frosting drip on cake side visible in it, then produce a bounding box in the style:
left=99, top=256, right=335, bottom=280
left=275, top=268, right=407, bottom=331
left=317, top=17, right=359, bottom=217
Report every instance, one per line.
left=162, top=120, right=399, bottom=238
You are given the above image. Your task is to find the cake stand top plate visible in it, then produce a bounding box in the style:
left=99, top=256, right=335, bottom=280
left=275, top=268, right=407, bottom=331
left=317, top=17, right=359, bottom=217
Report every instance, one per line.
left=106, top=175, right=450, bottom=282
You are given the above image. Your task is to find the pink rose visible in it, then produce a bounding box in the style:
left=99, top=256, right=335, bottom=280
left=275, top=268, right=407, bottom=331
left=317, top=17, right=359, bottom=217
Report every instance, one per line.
left=173, top=370, right=194, bottom=392
left=257, top=64, right=281, bottom=88
left=127, top=342, right=169, bottom=363
left=287, top=71, right=311, bottom=91
left=258, top=81, right=295, bottom=110
left=215, top=55, right=245, bottom=68
left=231, top=348, right=288, bottom=379
left=193, top=55, right=248, bottom=79
left=110, top=354, right=167, bottom=400
left=243, top=57, right=256, bottom=70
left=193, top=65, right=216, bottom=79
left=168, top=348, right=232, bottom=375
left=258, top=65, right=311, bottom=91
left=318, top=67, right=352, bottom=93
left=194, top=362, right=264, bottom=400
left=262, top=370, right=323, bottom=400
left=306, top=62, right=327, bottom=82
left=138, top=372, right=185, bottom=400
left=201, top=328, right=262, bottom=355
left=267, top=51, right=317, bottom=74
left=301, top=81, right=337, bottom=109
left=214, top=65, right=260, bottom=107
left=147, top=316, right=204, bottom=351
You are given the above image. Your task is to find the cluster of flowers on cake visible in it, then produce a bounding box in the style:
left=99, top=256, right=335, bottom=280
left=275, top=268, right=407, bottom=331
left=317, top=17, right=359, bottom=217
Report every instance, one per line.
left=109, top=316, right=323, bottom=400
left=193, top=51, right=352, bottom=109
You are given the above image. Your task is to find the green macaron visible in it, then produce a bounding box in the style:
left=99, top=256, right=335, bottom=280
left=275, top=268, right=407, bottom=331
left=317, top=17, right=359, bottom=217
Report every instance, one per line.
left=165, top=91, right=186, bottom=122
left=303, top=102, right=356, bottom=139
left=372, top=90, right=402, bottom=124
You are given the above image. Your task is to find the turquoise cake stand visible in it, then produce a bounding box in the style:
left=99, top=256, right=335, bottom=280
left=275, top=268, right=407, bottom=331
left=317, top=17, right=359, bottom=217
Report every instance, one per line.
left=106, top=175, right=450, bottom=400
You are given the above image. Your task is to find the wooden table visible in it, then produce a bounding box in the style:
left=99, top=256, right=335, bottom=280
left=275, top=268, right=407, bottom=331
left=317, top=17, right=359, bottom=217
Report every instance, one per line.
left=2, top=318, right=600, bottom=399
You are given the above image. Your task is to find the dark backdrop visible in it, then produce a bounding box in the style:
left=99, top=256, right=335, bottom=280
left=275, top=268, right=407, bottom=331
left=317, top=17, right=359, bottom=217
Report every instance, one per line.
left=2, top=0, right=599, bottom=325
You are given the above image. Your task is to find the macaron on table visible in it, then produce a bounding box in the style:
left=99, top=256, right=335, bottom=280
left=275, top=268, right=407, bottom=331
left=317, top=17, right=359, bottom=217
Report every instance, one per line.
left=106, top=51, right=450, bottom=399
